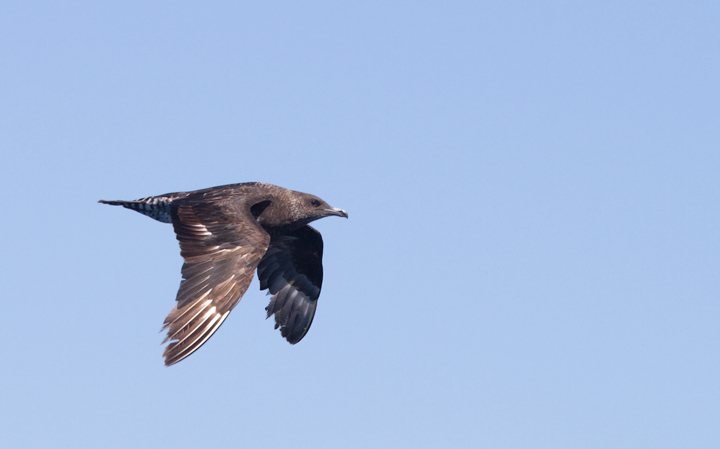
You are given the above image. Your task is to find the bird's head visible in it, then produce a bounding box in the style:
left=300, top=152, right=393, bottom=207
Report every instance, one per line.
left=293, top=193, right=348, bottom=224
left=254, top=190, right=348, bottom=230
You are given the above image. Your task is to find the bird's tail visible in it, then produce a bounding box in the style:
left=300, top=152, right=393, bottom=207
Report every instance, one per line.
left=98, top=197, right=174, bottom=223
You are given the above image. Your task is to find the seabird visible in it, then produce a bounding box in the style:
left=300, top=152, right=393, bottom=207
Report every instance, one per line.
left=100, top=182, right=347, bottom=366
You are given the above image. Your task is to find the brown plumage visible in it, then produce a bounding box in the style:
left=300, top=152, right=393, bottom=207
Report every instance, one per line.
left=100, top=182, right=347, bottom=366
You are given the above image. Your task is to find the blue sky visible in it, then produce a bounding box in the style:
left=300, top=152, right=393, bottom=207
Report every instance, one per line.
left=1, top=2, right=719, bottom=448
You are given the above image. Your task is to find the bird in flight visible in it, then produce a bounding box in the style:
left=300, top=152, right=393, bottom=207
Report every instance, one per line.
left=100, top=182, right=347, bottom=366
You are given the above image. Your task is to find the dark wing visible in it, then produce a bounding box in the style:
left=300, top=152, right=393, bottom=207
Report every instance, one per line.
left=162, top=200, right=270, bottom=366
left=256, top=225, right=324, bottom=344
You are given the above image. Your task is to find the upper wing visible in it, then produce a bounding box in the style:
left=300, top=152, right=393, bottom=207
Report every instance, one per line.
left=162, top=200, right=270, bottom=366
left=256, top=225, right=324, bottom=344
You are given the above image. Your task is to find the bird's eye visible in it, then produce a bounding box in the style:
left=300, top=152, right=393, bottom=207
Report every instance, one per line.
left=310, top=199, right=321, bottom=207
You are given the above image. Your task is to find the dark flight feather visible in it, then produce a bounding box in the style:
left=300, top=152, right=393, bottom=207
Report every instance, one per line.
left=257, top=225, right=324, bottom=344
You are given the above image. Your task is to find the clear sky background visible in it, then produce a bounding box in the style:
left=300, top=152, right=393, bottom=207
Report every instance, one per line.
left=1, top=2, right=718, bottom=448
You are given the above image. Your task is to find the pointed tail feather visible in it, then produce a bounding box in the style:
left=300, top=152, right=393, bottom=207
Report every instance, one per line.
left=99, top=198, right=174, bottom=223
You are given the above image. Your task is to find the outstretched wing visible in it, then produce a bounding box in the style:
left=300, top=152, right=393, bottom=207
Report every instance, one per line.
left=256, top=225, right=324, bottom=344
left=162, top=200, right=270, bottom=366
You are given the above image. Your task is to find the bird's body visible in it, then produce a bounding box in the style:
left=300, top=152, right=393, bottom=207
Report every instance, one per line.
left=100, top=182, right=347, bottom=366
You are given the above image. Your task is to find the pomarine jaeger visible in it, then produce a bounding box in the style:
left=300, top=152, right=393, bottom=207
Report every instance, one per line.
left=100, top=182, right=347, bottom=366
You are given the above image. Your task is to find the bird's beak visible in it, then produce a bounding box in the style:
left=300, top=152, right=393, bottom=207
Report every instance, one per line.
left=326, top=207, right=348, bottom=218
